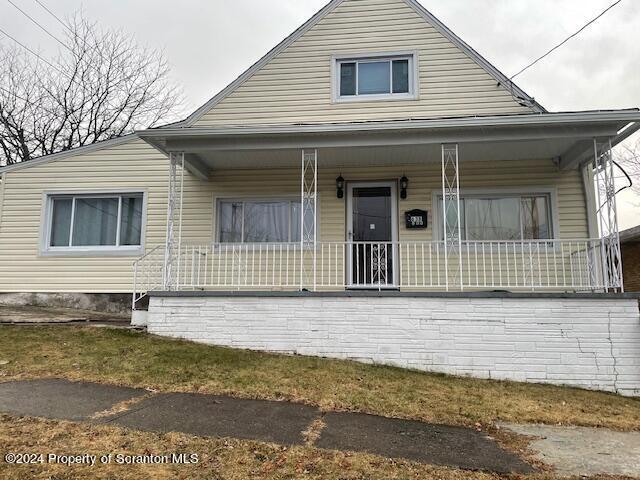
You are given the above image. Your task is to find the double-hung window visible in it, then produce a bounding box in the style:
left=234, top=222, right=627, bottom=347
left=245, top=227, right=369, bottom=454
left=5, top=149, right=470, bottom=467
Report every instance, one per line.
left=44, top=193, right=144, bottom=253
left=438, top=193, right=553, bottom=241
left=218, top=200, right=306, bottom=243
left=335, top=53, right=416, bottom=101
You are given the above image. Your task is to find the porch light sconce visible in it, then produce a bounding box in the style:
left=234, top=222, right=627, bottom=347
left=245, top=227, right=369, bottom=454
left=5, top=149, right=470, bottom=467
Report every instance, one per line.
left=400, top=176, right=409, bottom=200
left=336, top=175, right=345, bottom=199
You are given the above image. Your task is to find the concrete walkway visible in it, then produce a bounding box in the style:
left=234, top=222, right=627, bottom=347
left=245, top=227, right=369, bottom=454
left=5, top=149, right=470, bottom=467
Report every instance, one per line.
left=0, top=379, right=533, bottom=474
left=500, top=423, right=640, bottom=477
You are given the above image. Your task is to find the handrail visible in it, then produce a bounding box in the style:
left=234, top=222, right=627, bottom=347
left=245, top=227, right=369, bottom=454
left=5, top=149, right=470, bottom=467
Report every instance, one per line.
left=132, top=246, right=164, bottom=311
left=131, top=239, right=619, bottom=300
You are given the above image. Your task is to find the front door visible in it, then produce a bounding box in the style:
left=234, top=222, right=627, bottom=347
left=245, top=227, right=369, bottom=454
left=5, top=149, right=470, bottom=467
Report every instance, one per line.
left=347, top=181, right=398, bottom=288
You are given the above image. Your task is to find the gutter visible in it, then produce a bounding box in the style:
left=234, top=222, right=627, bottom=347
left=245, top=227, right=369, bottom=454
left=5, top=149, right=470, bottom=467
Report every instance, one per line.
left=138, top=110, right=640, bottom=139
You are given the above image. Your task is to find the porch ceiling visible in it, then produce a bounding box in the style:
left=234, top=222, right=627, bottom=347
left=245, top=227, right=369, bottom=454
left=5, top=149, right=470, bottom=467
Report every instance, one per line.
left=180, top=139, right=578, bottom=170
left=138, top=110, right=640, bottom=175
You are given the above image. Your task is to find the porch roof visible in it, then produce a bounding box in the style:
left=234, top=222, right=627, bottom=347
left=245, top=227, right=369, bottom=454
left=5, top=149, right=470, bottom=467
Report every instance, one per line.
left=138, top=109, right=640, bottom=177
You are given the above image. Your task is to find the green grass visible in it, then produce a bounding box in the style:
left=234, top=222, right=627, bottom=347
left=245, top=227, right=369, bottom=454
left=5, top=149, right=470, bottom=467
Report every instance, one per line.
left=1, top=325, right=639, bottom=430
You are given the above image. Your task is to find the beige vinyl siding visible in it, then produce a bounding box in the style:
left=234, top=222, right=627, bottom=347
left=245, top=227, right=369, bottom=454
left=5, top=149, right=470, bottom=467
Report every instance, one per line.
left=0, top=147, right=588, bottom=293
left=0, top=138, right=213, bottom=293
left=203, top=159, right=587, bottom=290
left=194, top=0, right=532, bottom=127
left=209, top=160, right=587, bottom=242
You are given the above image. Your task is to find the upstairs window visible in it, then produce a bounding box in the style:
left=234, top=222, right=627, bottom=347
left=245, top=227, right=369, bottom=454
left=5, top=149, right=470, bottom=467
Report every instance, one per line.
left=334, top=53, right=417, bottom=101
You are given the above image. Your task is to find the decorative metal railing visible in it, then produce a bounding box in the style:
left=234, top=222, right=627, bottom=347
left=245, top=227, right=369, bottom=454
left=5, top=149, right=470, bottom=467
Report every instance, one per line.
left=132, top=245, right=164, bottom=310
left=132, top=239, right=619, bottom=305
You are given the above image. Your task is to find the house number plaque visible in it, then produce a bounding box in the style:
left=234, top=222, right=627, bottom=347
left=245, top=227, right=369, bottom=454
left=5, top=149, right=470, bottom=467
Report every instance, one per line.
left=405, top=209, right=428, bottom=229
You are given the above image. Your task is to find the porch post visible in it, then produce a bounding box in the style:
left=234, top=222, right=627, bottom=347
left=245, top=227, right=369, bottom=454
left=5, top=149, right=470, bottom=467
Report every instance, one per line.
left=593, top=138, right=623, bottom=292
left=163, top=151, right=185, bottom=291
left=300, top=149, right=318, bottom=291
left=442, top=144, right=463, bottom=291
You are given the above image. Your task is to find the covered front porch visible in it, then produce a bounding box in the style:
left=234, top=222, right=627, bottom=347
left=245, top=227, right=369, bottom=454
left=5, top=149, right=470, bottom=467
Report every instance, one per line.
left=134, top=111, right=637, bottom=303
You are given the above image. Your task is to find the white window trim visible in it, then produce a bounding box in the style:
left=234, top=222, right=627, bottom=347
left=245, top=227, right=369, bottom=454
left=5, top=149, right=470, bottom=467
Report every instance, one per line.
left=431, top=187, right=560, bottom=243
left=331, top=51, right=419, bottom=103
left=40, top=190, right=147, bottom=257
left=214, top=196, right=315, bottom=245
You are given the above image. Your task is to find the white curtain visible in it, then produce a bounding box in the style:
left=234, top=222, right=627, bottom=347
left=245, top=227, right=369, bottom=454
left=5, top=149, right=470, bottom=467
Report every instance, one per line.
left=120, top=196, right=143, bottom=246
left=244, top=202, right=289, bottom=242
left=72, top=198, right=119, bottom=246
left=50, top=198, right=72, bottom=246
left=219, top=201, right=301, bottom=243
left=521, top=196, right=550, bottom=239
left=465, top=198, right=520, bottom=241
left=219, top=202, right=243, bottom=243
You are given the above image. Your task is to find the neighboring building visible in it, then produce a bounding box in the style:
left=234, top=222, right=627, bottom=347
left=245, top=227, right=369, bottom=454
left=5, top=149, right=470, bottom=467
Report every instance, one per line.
left=620, top=226, right=640, bottom=292
left=0, top=0, right=639, bottom=395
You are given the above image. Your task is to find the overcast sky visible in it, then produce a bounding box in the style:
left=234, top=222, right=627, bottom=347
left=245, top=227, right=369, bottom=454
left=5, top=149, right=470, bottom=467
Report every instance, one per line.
left=0, top=0, right=638, bottom=228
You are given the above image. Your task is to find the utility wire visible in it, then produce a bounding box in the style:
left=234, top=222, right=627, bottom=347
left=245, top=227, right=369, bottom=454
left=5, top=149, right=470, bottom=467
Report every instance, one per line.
left=0, top=26, right=68, bottom=78
left=0, top=83, right=39, bottom=107
left=33, top=0, right=73, bottom=35
left=510, top=0, right=623, bottom=80
left=6, top=0, right=72, bottom=54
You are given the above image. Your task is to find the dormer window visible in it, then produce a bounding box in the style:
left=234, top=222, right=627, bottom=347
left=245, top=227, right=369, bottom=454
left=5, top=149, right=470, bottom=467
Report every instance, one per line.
left=333, top=52, right=418, bottom=102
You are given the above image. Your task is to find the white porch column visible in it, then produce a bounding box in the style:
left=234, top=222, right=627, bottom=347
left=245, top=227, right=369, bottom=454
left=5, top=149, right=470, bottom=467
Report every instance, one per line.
left=442, top=144, right=463, bottom=291
left=300, top=149, right=318, bottom=291
left=593, top=138, right=623, bottom=292
left=163, top=151, right=185, bottom=291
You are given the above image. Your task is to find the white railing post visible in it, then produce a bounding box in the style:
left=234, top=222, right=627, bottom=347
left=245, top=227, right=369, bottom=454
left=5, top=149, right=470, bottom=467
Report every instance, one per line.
left=132, top=260, right=138, bottom=311
left=593, top=139, right=623, bottom=292
left=300, top=149, right=318, bottom=291
left=163, top=152, right=185, bottom=291
left=442, top=144, right=463, bottom=291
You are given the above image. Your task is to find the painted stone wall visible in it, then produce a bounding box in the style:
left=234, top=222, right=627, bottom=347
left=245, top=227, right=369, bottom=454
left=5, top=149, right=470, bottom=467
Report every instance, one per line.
left=148, top=295, right=640, bottom=396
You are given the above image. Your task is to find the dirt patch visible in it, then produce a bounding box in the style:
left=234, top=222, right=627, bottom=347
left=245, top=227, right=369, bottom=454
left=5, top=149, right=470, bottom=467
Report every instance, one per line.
left=0, top=305, right=129, bottom=324
left=302, top=416, right=327, bottom=446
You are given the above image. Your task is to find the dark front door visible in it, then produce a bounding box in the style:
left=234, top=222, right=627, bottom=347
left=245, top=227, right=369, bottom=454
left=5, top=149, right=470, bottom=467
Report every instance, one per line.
left=347, top=182, right=397, bottom=287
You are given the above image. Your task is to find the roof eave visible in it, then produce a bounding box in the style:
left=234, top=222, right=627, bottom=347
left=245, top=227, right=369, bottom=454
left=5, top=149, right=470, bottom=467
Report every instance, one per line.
left=138, top=110, right=640, bottom=140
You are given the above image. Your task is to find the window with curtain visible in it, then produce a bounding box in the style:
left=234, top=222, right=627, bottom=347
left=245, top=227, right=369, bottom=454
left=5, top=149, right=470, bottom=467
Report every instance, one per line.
left=218, top=200, right=303, bottom=243
left=438, top=194, right=552, bottom=241
left=337, top=54, right=414, bottom=99
left=48, top=194, right=143, bottom=249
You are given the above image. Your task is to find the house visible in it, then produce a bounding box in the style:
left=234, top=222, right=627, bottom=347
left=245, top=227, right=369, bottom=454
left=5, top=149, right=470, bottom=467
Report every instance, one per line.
left=620, top=226, right=640, bottom=292
left=1, top=0, right=639, bottom=395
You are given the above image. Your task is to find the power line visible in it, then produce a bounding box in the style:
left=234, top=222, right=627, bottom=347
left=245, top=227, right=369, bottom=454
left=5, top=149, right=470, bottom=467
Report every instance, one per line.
left=0, top=26, right=68, bottom=78
left=510, top=0, right=624, bottom=80
left=33, top=0, right=73, bottom=35
left=0, top=83, right=38, bottom=107
left=5, top=0, right=71, bottom=53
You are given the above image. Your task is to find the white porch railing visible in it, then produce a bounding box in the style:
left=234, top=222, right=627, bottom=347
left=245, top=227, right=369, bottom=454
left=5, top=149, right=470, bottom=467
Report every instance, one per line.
left=133, top=239, right=617, bottom=302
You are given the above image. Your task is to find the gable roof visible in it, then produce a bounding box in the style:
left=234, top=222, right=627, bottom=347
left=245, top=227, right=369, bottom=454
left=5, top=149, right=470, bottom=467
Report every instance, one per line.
left=0, top=134, right=139, bottom=175
left=179, top=0, right=545, bottom=128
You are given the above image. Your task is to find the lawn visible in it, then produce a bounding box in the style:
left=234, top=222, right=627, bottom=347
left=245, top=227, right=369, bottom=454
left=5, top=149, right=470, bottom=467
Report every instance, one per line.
left=1, top=325, right=639, bottom=431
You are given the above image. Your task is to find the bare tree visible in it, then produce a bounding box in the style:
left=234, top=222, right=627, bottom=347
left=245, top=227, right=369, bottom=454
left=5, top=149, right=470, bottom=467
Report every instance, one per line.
left=615, top=136, right=640, bottom=195
left=0, top=13, right=182, bottom=166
